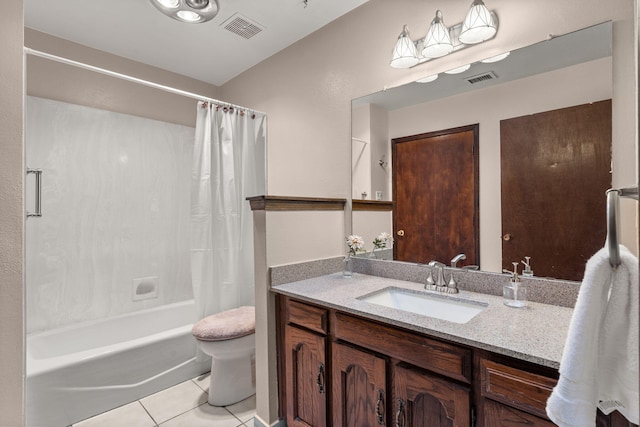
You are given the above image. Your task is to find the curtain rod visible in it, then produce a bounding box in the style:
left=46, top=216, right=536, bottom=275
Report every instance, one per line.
left=23, top=47, right=266, bottom=115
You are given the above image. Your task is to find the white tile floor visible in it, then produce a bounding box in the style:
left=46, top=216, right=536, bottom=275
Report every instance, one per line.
left=72, top=373, right=255, bottom=427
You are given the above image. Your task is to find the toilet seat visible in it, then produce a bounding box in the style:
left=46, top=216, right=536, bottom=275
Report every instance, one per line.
left=192, top=306, right=255, bottom=341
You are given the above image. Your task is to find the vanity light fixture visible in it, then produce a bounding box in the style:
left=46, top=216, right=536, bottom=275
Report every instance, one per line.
left=389, top=0, right=498, bottom=69
left=390, top=25, right=420, bottom=68
left=459, top=0, right=498, bottom=44
left=444, top=64, right=471, bottom=74
left=422, top=11, right=453, bottom=58
left=149, top=0, right=219, bottom=23
left=416, top=74, right=439, bottom=83
left=481, top=51, right=510, bottom=63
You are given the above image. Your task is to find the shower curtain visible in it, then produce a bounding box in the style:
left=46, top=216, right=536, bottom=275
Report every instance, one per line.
left=190, top=102, right=266, bottom=323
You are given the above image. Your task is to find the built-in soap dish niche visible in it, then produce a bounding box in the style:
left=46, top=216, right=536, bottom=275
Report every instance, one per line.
left=132, top=276, right=159, bottom=301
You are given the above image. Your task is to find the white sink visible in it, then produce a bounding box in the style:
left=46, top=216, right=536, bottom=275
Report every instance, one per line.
left=358, top=287, right=487, bottom=324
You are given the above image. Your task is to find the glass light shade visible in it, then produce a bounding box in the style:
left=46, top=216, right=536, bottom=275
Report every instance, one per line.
left=444, top=64, right=471, bottom=74
left=177, top=10, right=201, bottom=21
left=390, top=25, right=419, bottom=69
left=157, top=0, right=179, bottom=7
left=481, top=51, right=510, bottom=63
left=421, top=10, right=453, bottom=59
left=416, top=74, right=439, bottom=83
left=459, top=0, right=497, bottom=44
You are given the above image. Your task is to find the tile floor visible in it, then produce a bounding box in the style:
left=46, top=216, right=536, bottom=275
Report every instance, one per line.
left=72, top=373, right=256, bottom=427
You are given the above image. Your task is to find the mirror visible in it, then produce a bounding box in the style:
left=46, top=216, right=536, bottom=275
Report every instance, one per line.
left=351, top=22, right=613, bottom=280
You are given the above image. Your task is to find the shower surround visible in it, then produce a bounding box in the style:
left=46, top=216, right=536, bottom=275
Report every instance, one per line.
left=26, top=96, right=196, bottom=334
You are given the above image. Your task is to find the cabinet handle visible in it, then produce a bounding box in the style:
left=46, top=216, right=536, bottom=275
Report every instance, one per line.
left=316, top=363, right=325, bottom=394
left=396, top=399, right=405, bottom=427
left=376, top=389, right=385, bottom=425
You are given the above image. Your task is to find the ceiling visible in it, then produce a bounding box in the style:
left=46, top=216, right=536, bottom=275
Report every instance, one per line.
left=24, top=0, right=369, bottom=86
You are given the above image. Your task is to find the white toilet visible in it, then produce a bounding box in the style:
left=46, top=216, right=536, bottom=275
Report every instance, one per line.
left=192, top=306, right=256, bottom=406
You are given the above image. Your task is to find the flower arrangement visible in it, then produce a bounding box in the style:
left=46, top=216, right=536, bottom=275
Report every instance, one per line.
left=373, top=232, right=393, bottom=250
left=346, top=234, right=365, bottom=256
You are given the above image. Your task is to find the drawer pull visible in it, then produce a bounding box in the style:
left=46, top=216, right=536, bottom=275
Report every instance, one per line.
left=396, top=399, right=405, bottom=427
left=316, top=363, right=325, bottom=394
left=376, top=389, right=385, bottom=425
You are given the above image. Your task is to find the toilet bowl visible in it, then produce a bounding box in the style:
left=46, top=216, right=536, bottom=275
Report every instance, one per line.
left=192, top=306, right=256, bottom=406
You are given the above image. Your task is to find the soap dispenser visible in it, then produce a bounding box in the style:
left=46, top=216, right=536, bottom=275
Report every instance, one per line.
left=503, top=262, right=528, bottom=308
left=521, top=256, right=533, bottom=277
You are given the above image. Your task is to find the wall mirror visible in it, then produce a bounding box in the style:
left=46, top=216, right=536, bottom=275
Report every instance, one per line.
left=351, top=22, right=613, bottom=281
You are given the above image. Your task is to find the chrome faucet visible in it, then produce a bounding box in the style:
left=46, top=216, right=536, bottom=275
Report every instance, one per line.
left=426, top=260, right=459, bottom=294
left=428, top=261, right=446, bottom=287
left=451, top=253, right=466, bottom=268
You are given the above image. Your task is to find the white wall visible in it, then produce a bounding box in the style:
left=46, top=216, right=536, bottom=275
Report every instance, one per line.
left=220, top=0, right=637, bottom=424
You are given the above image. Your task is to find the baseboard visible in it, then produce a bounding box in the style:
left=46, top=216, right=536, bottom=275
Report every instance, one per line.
left=253, top=414, right=286, bottom=427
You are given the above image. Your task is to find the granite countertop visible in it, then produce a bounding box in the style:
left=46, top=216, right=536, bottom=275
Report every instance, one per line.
left=272, top=272, right=574, bottom=369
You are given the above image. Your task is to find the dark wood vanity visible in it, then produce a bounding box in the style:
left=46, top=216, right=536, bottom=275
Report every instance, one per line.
left=277, top=295, right=636, bottom=427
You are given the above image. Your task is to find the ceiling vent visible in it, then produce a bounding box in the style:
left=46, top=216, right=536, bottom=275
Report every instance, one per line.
left=465, top=71, right=498, bottom=85
left=221, top=13, right=264, bottom=39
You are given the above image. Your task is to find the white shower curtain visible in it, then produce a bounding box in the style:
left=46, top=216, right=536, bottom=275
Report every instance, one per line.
left=190, top=102, right=266, bottom=323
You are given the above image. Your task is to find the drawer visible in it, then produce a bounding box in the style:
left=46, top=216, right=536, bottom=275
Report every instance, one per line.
left=286, top=299, right=328, bottom=335
left=480, top=358, right=557, bottom=419
left=333, top=312, right=472, bottom=383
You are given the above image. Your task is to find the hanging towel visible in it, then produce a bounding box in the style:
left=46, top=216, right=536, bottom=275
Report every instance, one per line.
left=546, top=245, right=639, bottom=426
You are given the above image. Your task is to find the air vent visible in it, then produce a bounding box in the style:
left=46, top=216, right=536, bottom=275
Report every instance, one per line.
left=466, top=71, right=498, bottom=85
left=221, top=13, right=264, bottom=39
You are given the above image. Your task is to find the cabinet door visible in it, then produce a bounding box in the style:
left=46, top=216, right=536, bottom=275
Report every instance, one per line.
left=394, top=364, right=470, bottom=427
left=482, top=399, right=554, bottom=427
left=284, top=325, right=327, bottom=427
left=332, top=342, right=387, bottom=427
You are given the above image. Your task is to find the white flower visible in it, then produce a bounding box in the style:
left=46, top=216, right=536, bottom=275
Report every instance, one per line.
left=373, top=231, right=393, bottom=249
left=346, top=235, right=365, bottom=255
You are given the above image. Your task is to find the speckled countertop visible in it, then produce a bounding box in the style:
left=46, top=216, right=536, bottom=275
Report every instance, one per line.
left=272, top=272, right=573, bottom=369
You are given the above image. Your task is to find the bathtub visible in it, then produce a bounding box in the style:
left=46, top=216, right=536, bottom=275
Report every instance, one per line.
left=26, top=300, right=210, bottom=427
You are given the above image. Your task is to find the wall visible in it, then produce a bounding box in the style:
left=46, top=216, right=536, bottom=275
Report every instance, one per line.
left=0, top=1, right=24, bottom=424
left=352, top=103, right=390, bottom=201
left=25, top=29, right=221, bottom=127
left=221, top=0, right=637, bottom=424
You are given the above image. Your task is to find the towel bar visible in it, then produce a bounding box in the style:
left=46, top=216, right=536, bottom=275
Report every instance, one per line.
left=606, top=186, right=639, bottom=267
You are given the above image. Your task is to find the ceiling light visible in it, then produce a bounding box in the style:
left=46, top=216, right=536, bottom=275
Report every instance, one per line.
left=149, top=0, right=219, bottom=23
left=422, top=10, right=453, bottom=59
left=416, top=74, right=439, bottom=83
left=444, top=64, right=471, bottom=74
left=459, top=0, right=497, bottom=44
left=177, top=10, right=201, bottom=21
left=390, top=25, right=420, bottom=69
left=157, top=0, right=179, bottom=7
left=481, top=51, right=510, bottom=63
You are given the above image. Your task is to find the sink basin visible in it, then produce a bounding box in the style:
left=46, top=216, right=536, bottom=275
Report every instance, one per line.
left=358, top=287, right=487, bottom=324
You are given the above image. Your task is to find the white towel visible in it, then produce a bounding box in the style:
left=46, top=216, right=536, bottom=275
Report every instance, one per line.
left=546, top=245, right=639, bottom=426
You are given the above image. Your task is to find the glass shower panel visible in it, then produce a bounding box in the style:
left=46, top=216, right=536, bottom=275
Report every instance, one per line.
left=26, top=96, right=196, bottom=334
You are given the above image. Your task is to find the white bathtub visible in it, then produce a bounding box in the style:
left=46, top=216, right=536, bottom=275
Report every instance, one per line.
left=26, top=300, right=210, bottom=427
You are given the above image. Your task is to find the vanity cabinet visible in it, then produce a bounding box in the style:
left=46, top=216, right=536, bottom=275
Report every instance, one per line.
left=282, top=299, right=329, bottom=427
left=394, top=363, right=471, bottom=427
left=277, top=295, right=637, bottom=427
left=332, top=342, right=387, bottom=426
left=477, top=356, right=557, bottom=427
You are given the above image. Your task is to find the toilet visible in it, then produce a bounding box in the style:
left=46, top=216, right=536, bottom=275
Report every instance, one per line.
left=192, top=306, right=256, bottom=406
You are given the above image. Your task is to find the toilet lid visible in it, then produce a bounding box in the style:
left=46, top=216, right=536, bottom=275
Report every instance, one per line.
left=192, top=306, right=255, bottom=341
